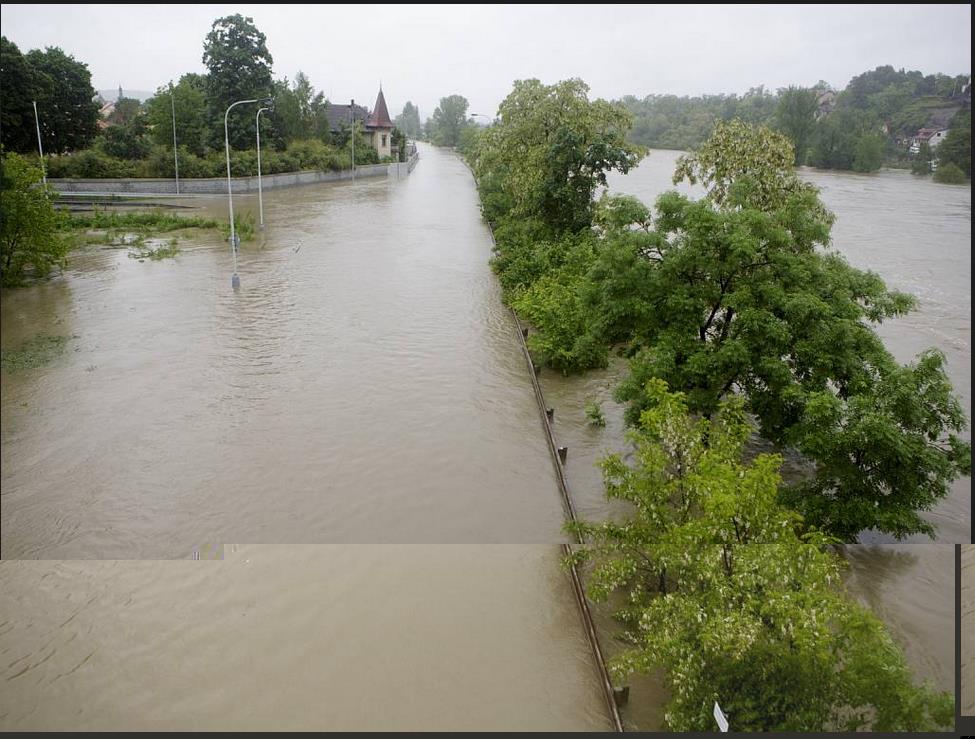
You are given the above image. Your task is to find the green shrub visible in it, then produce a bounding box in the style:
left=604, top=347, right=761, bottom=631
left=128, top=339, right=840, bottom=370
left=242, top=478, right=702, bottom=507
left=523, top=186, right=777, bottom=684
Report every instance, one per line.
left=933, top=162, right=968, bottom=184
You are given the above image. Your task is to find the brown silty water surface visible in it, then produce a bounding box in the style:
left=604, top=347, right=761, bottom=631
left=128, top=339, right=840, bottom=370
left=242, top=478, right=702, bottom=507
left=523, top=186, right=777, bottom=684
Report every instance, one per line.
left=0, top=144, right=614, bottom=730
left=535, top=151, right=968, bottom=729
left=2, top=145, right=568, bottom=554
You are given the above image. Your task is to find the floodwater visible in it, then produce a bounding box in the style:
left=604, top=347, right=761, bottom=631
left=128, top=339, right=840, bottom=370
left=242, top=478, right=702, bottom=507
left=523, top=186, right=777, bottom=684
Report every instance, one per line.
left=0, top=144, right=614, bottom=730
left=2, top=146, right=567, bottom=555
left=533, top=150, right=969, bottom=728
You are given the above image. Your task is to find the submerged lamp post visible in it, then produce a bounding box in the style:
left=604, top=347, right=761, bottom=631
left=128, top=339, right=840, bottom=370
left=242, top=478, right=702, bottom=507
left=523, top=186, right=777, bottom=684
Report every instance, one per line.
left=224, top=97, right=271, bottom=289
left=256, top=103, right=272, bottom=230
left=32, top=100, right=46, bottom=185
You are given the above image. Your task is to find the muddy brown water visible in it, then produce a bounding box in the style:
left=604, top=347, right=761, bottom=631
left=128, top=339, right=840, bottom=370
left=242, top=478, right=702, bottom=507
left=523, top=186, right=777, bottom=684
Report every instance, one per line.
left=535, top=150, right=968, bottom=728
left=0, top=144, right=968, bottom=731
left=0, top=144, right=613, bottom=730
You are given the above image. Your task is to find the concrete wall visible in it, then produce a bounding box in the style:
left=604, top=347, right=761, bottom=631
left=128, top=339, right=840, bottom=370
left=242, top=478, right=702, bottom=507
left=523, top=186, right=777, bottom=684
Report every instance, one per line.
left=49, top=152, right=419, bottom=196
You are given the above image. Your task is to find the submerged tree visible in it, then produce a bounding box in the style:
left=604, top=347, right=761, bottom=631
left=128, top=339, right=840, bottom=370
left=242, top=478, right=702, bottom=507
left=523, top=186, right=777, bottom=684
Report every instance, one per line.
left=568, top=381, right=953, bottom=732
left=0, top=154, right=69, bottom=285
left=775, top=86, right=818, bottom=165
left=600, top=120, right=969, bottom=539
left=472, top=78, right=642, bottom=235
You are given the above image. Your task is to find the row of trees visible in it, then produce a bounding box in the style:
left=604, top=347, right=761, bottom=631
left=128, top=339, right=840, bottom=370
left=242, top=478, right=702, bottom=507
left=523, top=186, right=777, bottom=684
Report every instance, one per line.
left=461, top=79, right=966, bottom=729
left=622, top=66, right=971, bottom=177
left=2, top=15, right=408, bottom=178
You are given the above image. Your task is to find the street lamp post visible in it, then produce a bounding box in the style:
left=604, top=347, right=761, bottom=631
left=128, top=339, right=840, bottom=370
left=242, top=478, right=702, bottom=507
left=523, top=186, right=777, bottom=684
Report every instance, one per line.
left=224, top=97, right=271, bottom=289
left=170, top=82, right=180, bottom=195
left=350, top=98, right=356, bottom=184
left=32, top=100, right=46, bottom=185
left=256, top=105, right=271, bottom=230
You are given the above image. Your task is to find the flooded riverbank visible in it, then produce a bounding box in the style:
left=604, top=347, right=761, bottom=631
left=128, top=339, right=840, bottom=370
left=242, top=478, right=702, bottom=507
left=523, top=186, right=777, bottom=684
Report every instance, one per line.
left=533, top=151, right=969, bottom=728
left=0, top=144, right=613, bottom=730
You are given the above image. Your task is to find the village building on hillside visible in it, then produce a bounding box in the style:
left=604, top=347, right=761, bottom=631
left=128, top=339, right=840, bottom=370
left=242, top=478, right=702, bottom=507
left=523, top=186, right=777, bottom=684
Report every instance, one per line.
left=909, top=127, right=950, bottom=154
left=324, top=87, right=396, bottom=158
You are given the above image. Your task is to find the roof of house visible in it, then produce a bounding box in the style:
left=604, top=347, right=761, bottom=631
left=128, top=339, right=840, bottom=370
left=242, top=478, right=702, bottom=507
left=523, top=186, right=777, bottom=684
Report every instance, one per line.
left=325, top=103, right=369, bottom=132
left=915, top=127, right=948, bottom=140
left=365, top=88, right=393, bottom=130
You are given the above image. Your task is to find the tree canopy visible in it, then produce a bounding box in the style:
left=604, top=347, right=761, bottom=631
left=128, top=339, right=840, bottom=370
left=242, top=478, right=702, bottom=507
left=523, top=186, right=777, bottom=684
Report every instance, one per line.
left=426, top=94, right=470, bottom=147
left=470, top=78, right=643, bottom=235
left=18, top=45, right=99, bottom=155
left=0, top=153, right=69, bottom=285
left=473, top=110, right=969, bottom=541
left=395, top=101, right=422, bottom=139
left=568, top=381, right=953, bottom=732
left=202, top=14, right=274, bottom=150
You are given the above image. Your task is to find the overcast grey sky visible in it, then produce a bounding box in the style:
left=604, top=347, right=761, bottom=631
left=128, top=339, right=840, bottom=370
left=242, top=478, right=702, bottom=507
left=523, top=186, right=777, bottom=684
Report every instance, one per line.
left=1, top=4, right=970, bottom=120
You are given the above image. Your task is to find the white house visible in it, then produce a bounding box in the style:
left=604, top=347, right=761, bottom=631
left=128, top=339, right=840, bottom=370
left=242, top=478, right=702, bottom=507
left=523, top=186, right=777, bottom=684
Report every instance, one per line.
left=909, top=128, right=949, bottom=154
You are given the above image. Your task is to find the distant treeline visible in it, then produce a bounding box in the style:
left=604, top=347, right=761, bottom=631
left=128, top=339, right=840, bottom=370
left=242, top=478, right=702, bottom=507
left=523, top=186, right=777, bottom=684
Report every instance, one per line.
left=619, top=66, right=971, bottom=177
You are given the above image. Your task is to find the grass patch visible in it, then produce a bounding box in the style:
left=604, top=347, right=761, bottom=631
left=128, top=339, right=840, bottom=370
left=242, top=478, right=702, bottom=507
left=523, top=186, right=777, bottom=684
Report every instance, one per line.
left=60, top=209, right=220, bottom=233
left=218, top=211, right=257, bottom=243
left=1, top=334, right=72, bottom=372
left=59, top=208, right=221, bottom=253
left=128, top=238, right=181, bottom=261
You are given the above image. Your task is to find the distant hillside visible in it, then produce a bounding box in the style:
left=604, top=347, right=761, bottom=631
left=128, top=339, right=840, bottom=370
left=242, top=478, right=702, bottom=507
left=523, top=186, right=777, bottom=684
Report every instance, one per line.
left=97, top=89, right=154, bottom=103
left=620, top=66, right=970, bottom=152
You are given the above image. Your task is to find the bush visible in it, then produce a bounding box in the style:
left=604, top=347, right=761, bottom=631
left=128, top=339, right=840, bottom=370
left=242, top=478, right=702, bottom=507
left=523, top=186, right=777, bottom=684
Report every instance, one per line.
left=933, top=162, right=968, bottom=184
left=45, top=139, right=364, bottom=178
left=1, top=153, right=70, bottom=285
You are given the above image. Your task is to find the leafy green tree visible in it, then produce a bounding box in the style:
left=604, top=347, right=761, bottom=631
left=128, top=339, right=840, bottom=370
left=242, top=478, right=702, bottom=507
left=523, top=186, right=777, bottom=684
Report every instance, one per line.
left=268, top=72, right=329, bottom=148
left=936, top=109, right=971, bottom=177
left=0, top=153, right=69, bottom=285
left=775, top=86, right=818, bottom=164
left=202, top=14, right=274, bottom=150
left=470, top=78, right=642, bottom=235
left=599, top=122, right=969, bottom=539
left=568, top=380, right=954, bottom=732
left=852, top=131, right=884, bottom=172
left=809, top=109, right=883, bottom=172
left=144, top=74, right=210, bottom=157
left=109, top=97, right=141, bottom=126
left=428, top=94, right=469, bottom=147
left=23, top=46, right=99, bottom=154
left=395, top=101, right=421, bottom=139
left=933, top=162, right=968, bottom=184
left=0, top=37, right=40, bottom=153
left=100, top=114, right=151, bottom=160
